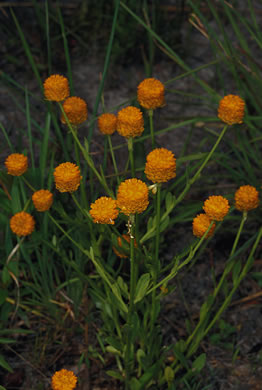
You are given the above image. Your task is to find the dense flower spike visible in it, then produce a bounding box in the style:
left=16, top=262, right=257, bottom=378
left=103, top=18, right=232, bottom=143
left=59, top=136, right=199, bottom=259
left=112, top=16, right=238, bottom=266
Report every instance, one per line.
left=234, top=185, right=259, bottom=212
left=10, top=211, right=35, bottom=237
left=32, top=189, right=53, bottom=212
left=137, top=78, right=165, bottom=110
left=117, top=178, right=149, bottom=216
left=51, top=369, right=77, bottom=390
left=43, top=74, right=70, bottom=102
left=193, top=213, right=216, bottom=239
left=218, top=94, right=245, bottom=125
left=145, top=148, right=176, bottom=183
left=5, top=153, right=28, bottom=176
left=90, top=197, right=119, bottom=224
left=113, top=234, right=138, bottom=258
left=203, top=195, right=230, bottom=221
left=116, top=106, right=144, bottom=138
left=54, top=162, right=82, bottom=193
left=98, top=113, right=117, bottom=135
left=61, top=96, right=88, bottom=125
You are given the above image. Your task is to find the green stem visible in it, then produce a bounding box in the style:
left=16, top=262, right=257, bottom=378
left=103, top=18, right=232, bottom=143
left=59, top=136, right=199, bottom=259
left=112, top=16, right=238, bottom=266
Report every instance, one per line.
left=148, top=109, right=155, bottom=148
left=58, top=102, right=113, bottom=197
left=203, top=225, right=262, bottom=338
left=21, top=176, right=36, bottom=192
left=173, top=124, right=228, bottom=208
left=47, top=212, right=91, bottom=259
left=125, top=214, right=136, bottom=390
left=108, top=135, right=120, bottom=184
left=150, top=184, right=161, bottom=330
left=212, top=211, right=247, bottom=300
left=128, top=138, right=135, bottom=177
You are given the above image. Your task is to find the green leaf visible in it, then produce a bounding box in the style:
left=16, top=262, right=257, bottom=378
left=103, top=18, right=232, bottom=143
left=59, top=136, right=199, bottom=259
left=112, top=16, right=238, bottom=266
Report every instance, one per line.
left=192, top=353, right=206, bottom=372
left=164, top=366, right=175, bottom=385
left=165, top=192, right=175, bottom=211
left=117, top=276, right=128, bottom=297
left=1, top=266, right=11, bottom=285
left=134, top=273, right=150, bottom=303
left=232, top=259, right=242, bottom=285
left=0, top=354, right=13, bottom=372
left=111, top=283, right=128, bottom=313
left=106, top=370, right=124, bottom=381
left=0, top=386, right=7, bottom=390
left=0, top=338, right=16, bottom=344
left=105, top=345, right=121, bottom=356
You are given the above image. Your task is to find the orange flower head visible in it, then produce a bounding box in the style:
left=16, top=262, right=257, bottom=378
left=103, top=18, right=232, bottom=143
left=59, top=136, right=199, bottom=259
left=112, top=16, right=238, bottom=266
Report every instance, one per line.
left=54, top=162, right=82, bottom=193
left=5, top=153, right=28, bottom=176
left=113, top=234, right=138, bottom=258
left=43, top=74, right=70, bottom=102
left=98, top=113, right=117, bottom=135
left=90, top=196, right=119, bottom=224
left=32, top=189, right=53, bottom=212
left=137, top=78, right=165, bottom=110
left=51, top=369, right=77, bottom=390
left=234, top=185, right=259, bottom=212
left=61, top=96, right=88, bottom=125
left=145, top=148, right=176, bottom=183
left=218, top=94, right=245, bottom=125
left=203, top=195, right=230, bottom=221
left=10, top=211, right=35, bottom=237
left=117, top=178, right=149, bottom=216
left=193, top=213, right=216, bottom=239
left=116, top=106, right=144, bottom=138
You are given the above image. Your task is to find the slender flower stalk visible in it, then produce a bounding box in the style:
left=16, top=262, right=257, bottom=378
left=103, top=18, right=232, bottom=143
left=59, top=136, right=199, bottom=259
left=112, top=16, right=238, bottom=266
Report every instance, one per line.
left=107, top=134, right=120, bottom=184
left=125, top=214, right=136, bottom=390
left=58, top=102, right=113, bottom=197
left=148, top=109, right=155, bottom=148
left=173, top=124, right=228, bottom=209
left=127, top=137, right=135, bottom=177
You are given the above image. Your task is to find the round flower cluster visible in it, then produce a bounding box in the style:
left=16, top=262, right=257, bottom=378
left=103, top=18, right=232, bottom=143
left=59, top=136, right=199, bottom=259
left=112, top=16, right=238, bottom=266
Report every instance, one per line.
left=90, top=197, right=119, bottom=224
left=5, top=153, right=28, bottom=176
left=61, top=96, right=88, bottom=126
left=137, top=78, right=165, bottom=110
left=113, top=234, right=138, bottom=258
left=203, top=195, right=230, bottom=221
left=116, top=106, right=144, bottom=138
left=43, top=74, right=70, bottom=102
left=10, top=211, right=35, bottom=237
left=117, top=178, right=149, bottom=216
left=193, top=213, right=216, bottom=239
left=51, top=369, right=77, bottom=390
left=145, top=148, right=176, bottom=183
left=218, top=94, right=245, bottom=125
left=32, top=189, right=53, bottom=212
left=234, top=185, right=259, bottom=212
left=98, top=113, right=117, bottom=135
left=54, top=162, right=82, bottom=193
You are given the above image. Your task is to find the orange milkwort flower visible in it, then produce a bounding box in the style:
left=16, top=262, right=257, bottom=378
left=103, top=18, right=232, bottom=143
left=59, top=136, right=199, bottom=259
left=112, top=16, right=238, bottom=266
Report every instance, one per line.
left=5, top=153, right=28, bottom=176
left=54, top=162, right=82, bottom=193
left=234, top=185, right=259, bottom=212
left=32, top=189, right=53, bottom=212
left=113, top=234, right=138, bottom=258
left=10, top=211, right=35, bottom=237
left=192, top=213, right=216, bottom=239
left=203, top=195, right=230, bottom=221
left=61, top=96, right=88, bottom=126
left=51, top=368, right=77, bottom=390
left=90, top=196, right=119, bottom=224
left=137, top=77, right=165, bottom=110
left=98, top=113, right=117, bottom=135
left=144, top=148, right=176, bottom=183
left=217, top=94, right=245, bottom=125
left=116, top=106, right=144, bottom=138
left=117, top=178, right=149, bottom=216
left=43, top=74, right=70, bottom=102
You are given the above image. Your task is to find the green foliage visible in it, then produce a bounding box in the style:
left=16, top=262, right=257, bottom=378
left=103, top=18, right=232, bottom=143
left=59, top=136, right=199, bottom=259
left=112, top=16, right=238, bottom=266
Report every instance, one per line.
left=0, top=0, right=261, bottom=389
